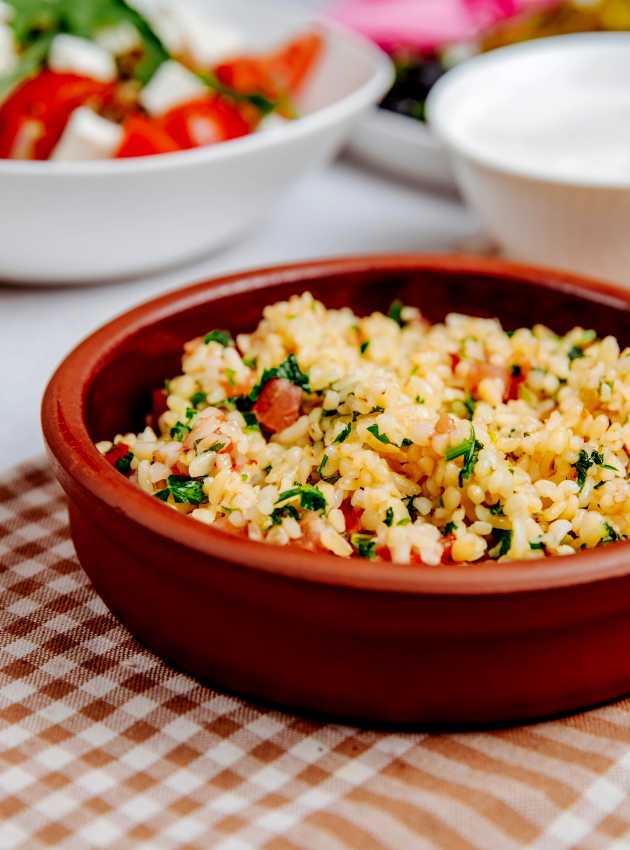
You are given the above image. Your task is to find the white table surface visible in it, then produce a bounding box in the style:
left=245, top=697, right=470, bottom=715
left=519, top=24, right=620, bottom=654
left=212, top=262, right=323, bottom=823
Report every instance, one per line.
left=1, top=157, right=479, bottom=472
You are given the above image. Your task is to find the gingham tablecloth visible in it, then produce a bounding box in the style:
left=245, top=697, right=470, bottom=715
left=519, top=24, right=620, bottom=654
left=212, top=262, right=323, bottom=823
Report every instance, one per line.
left=3, top=461, right=630, bottom=850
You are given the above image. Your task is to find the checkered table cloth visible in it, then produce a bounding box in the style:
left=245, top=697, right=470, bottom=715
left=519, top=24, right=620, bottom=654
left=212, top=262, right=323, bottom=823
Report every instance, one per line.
left=3, top=460, right=630, bottom=850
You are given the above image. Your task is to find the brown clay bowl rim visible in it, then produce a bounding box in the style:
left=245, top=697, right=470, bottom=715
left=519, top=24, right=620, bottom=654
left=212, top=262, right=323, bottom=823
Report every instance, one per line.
left=42, top=254, right=630, bottom=595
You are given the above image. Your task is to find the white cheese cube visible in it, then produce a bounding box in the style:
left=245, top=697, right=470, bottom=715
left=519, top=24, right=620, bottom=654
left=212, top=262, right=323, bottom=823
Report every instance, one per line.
left=257, top=113, right=291, bottom=134
left=128, top=0, right=187, bottom=55
left=95, top=22, right=141, bottom=55
left=174, top=9, right=245, bottom=67
left=0, top=22, right=17, bottom=76
left=0, top=2, right=14, bottom=23
left=49, top=34, right=117, bottom=82
left=139, top=60, right=206, bottom=116
left=51, top=108, right=124, bottom=161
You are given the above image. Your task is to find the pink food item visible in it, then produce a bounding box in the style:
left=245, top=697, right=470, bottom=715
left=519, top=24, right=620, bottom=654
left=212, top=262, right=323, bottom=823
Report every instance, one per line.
left=329, top=0, right=560, bottom=52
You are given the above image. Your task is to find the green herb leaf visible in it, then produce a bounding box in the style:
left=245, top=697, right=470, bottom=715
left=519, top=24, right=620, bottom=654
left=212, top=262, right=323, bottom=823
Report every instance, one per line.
left=204, top=329, right=233, bottom=346
left=334, top=422, right=352, bottom=444
left=492, top=528, right=512, bottom=558
left=190, top=391, right=207, bottom=408
left=269, top=504, right=300, bottom=527
left=114, top=451, right=133, bottom=474
left=249, top=354, right=310, bottom=402
left=445, top=426, right=483, bottom=487
left=242, top=411, right=260, bottom=433
left=170, top=421, right=191, bottom=441
left=388, top=299, right=404, bottom=327
left=155, top=475, right=207, bottom=506
left=442, top=521, right=457, bottom=536
left=384, top=507, right=394, bottom=527
left=403, top=495, right=418, bottom=523
left=359, top=340, right=370, bottom=355
left=243, top=356, right=257, bottom=369
left=367, top=424, right=392, bottom=445
left=602, top=522, right=625, bottom=544
left=568, top=345, right=585, bottom=362
left=351, top=533, right=376, bottom=559
left=276, top=485, right=326, bottom=513
left=529, top=541, right=545, bottom=551
left=463, top=395, right=476, bottom=420
left=208, top=441, right=225, bottom=452
left=397, top=518, right=411, bottom=526
left=317, top=454, right=328, bottom=477
left=488, top=502, right=504, bottom=516
left=400, top=437, right=413, bottom=448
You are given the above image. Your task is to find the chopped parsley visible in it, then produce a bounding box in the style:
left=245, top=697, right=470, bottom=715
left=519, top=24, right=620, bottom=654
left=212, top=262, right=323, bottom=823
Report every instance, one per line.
left=351, top=533, right=376, bottom=559
left=370, top=406, right=385, bottom=414
left=190, top=391, right=207, bottom=408
left=601, top=522, right=624, bottom=544
left=444, top=426, right=483, bottom=486
left=403, top=495, right=419, bottom=523
left=334, top=422, right=352, bottom=444
left=317, top=454, right=329, bottom=477
left=359, top=340, right=370, bottom=355
left=241, top=411, right=260, bottom=433
left=384, top=507, right=394, bottom=527
left=442, top=521, right=457, bottom=536
left=463, top=395, right=476, bottom=420
left=155, top=476, right=207, bottom=505
left=530, top=540, right=545, bottom=551
left=225, top=368, right=237, bottom=387
left=568, top=346, right=585, bottom=362
left=248, top=354, right=310, bottom=404
left=243, top=356, right=257, bottom=369
left=114, top=452, right=133, bottom=474
left=203, top=329, right=232, bottom=346
left=263, top=464, right=272, bottom=474
left=269, top=504, right=300, bottom=527
left=488, top=502, right=504, bottom=516
left=401, top=438, right=413, bottom=448
left=276, top=484, right=327, bottom=513
left=573, top=449, right=618, bottom=490
left=491, top=528, right=512, bottom=558
left=510, top=364, right=522, bottom=377
left=367, top=424, right=392, bottom=445
left=397, top=518, right=411, bottom=527
left=415, top=395, right=425, bottom=404
left=170, top=421, right=192, bottom=441
left=388, top=299, right=405, bottom=327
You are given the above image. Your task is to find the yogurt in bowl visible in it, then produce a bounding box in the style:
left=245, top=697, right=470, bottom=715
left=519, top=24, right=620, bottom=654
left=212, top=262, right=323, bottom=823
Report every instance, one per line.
left=426, top=33, right=630, bottom=285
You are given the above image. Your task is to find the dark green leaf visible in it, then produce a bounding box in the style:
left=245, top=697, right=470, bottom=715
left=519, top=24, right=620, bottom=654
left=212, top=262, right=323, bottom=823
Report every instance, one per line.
left=442, top=521, right=457, bottom=536
left=276, top=485, right=326, bottom=513
left=170, top=421, right=191, bottom=441
left=203, top=329, right=232, bottom=346
left=334, top=422, right=352, bottom=444
left=190, top=391, right=207, bottom=408
left=488, top=502, right=504, bottom=516
left=492, top=528, right=512, bottom=558
left=242, top=411, right=260, bottom=433
left=249, top=354, right=310, bottom=402
left=568, top=345, right=585, bottom=362
left=367, top=424, right=392, bottom=445
left=384, top=507, right=394, bottom=527
left=351, top=533, right=376, bottom=559
left=317, top=454, right=328, bottom=477
left=530, top=541, right=545, bottom=551
left=388, top=299, right=404, bottom=327
left=114, top=451, right=133, bottom=474
left=359, top=340, right=370, bottom=355
left=400, top=437, right=413, bottom=448
left=602, top=522, right=625, bottom=544
left=269, top=504, right=300, bottom=527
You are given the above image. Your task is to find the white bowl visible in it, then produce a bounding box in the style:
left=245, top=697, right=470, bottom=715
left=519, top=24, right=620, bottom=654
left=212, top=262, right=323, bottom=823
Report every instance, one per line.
left=426, top=33, right=630, bottom=285
left=0, top=0, right=392, bottom=284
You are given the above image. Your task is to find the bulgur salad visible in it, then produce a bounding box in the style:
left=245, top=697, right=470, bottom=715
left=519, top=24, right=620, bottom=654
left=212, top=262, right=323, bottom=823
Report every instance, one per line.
left=97, top=292, right=630, bottom=565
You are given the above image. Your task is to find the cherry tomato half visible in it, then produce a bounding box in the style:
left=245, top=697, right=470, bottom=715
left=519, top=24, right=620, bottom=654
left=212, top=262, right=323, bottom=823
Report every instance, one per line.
left=160, top=94, right=250, bottom=149
left=115, top=114, right=179, bottom=158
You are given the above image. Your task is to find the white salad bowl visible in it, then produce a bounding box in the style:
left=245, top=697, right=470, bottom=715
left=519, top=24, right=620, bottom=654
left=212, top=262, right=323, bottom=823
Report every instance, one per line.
left=426, top=33, right=630, bottom=286
left=0, top=0, right=392, bottom=284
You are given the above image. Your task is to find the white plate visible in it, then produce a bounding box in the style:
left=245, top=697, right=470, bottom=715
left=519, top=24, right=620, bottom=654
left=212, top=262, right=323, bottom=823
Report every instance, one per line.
left=349, top=106, right=456, bottom=190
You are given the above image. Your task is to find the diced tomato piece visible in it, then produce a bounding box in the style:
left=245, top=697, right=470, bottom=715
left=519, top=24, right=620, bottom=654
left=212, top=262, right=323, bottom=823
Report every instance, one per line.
left=105, top=443, right=131, bottom=475
left=253, top=378, right=303, bottom=433
left=116, top=115, right=179, bottom=158
left=340, top=500, right=363, bottom=535
left=375, top=545, right=392, bottom=562
left=0, top=71, right=113, bottom=160
left=160, top=95, right=250, bottom=150
left=267, top=32, right=323, bottom=96
left=449, top=352, right=460, bottom=371
left=215, top=32, right=323, bottom=103
left=465, top=362, right=510, bottom=400
left=507, top=361, right=530, bottom=401
left=441, top=534, right=456, bottom=564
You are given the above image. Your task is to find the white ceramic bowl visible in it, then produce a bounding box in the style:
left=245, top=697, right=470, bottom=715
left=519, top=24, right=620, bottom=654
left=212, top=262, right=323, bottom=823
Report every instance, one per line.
left=426, top=33, right=630, bottom=286
left=0, top=0, right=392, bottom=284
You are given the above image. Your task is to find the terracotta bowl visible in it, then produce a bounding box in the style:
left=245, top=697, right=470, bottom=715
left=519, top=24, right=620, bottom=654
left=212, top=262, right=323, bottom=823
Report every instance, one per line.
left=42, top=256, right=630, bottom=727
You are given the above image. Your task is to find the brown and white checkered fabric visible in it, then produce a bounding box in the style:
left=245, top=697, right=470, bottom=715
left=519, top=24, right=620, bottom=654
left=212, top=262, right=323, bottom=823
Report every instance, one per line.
left=3, top=460, right=630, bottom=850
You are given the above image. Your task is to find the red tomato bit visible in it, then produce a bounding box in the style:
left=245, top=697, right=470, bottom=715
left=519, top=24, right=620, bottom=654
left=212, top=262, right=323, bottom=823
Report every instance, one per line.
left=253, top=378, right=303, bottom=433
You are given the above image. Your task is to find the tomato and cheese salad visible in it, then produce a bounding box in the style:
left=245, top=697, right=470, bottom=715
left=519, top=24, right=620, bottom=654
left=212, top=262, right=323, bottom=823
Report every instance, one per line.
left=97, top=293, right=630, bottom=566
left=0, top=0, right=322, bottom=160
